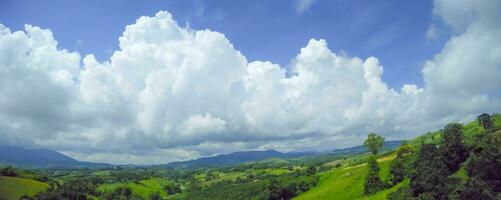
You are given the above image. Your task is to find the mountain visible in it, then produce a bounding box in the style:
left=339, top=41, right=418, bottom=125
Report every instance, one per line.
left=0, top=145, right=109, bottom=168
left=163, top=141, right=403, bottom=169
left=330, top=140, right=403, bottom=155
left=164, top=150, right=317, bottom=168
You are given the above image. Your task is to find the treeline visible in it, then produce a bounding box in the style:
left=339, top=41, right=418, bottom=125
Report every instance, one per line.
left=184, top=169, right=319, bottom=200
left=362, top=113, right=500, bottom=200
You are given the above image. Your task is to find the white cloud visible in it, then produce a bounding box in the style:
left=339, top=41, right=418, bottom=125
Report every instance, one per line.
left=295, top=0, right=316, bottom=14
left=0, top=1, right=500, bottom=164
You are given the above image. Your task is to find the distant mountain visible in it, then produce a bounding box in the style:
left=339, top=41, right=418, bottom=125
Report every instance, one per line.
left=164, top=150, right=317, bottom=168
left=330, top=140, right=403, bottom=155
left=0, top=145, right=110, bottom=168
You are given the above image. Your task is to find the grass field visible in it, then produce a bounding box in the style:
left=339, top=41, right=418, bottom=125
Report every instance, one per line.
left=0, top=176, right=48, bottom=200
left=97, top=178, right=171, bottom=199
left=294, top=155, right=394, bottom=200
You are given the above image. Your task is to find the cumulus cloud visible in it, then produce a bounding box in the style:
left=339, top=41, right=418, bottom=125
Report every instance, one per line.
left=0, top=1, right=500, bottom=164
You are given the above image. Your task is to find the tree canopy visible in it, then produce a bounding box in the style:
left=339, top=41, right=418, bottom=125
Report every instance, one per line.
left=363, top=133, right=385, bottom=155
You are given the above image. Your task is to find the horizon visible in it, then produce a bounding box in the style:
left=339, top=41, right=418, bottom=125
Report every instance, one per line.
left=0, top=0, right=500, bottom=165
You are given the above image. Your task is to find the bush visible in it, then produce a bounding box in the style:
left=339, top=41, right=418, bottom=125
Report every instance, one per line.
left=387, top=184, right=412, bottom=200
left=0, top=166, right=17, bottom=177
left=389, top=144, right=415, bottom=185
left=364, top=156, right=385, bottom=195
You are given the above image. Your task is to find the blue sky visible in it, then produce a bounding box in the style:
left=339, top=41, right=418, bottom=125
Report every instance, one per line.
left=0, top=0, right=448, bottom=89
left=2, top=0, right=498, bottom=164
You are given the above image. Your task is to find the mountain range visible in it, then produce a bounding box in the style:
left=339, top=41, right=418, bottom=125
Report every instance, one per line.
left=0, top=145, right=109, bottom=168
left=0, top=141, right=402, bottom=168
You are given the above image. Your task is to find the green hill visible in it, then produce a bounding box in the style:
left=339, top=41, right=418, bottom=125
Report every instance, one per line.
left=0, top=176, right=48, bottom=200
left=295, top=155, right=394, bottom=200
left=97, top=178, right=172, bottom=199
left=295, top=114, right=500, bottom=200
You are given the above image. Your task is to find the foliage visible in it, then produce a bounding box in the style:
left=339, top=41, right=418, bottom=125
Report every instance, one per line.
left=163, top=182, right=182, bottom=195
left=103, top=186, right=133, bottom=200
left=306, top=166, right=316, bottom=176
left=0, top=165, right=18, bottom=177
left=440, top=123, right=468, bottom=172
left=386, top=183, right=412, bottom=200
left=461, top=130, right=501, bottom=200
left=364, top=156, right=386, bottom=195
left=149, top=191, right=161, bottom=200
left=364, top=133, right=385, bottom=155
left=264, top=173, right=318, bottom=200
left=477, top=113, right=493, bottom=132
left=410, top=144, right=450, bottom=200
left=389, top=144, right=415, bottom=185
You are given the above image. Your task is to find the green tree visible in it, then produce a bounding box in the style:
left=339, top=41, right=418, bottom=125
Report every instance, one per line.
left=440, top=123, right=468, bottom=172
left=461, top=130, right=501, bottom=200
left=0, top=166, right=17, bottom=177
left=410, top=144, right=450, bottom=200
left=364, top=133, right=385, bottom=155
left=477, top=113, right=493, bottom=132
left=389, top=144, right=415, bottom=185
left=266, top=179, right=282, bottom=200
left=364, top=156, right=385, bottom=195
left=149, top=191, right=161, bottom=200
left=306, top=166, right=316, bottom=176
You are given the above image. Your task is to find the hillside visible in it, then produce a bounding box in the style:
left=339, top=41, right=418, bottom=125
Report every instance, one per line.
left=0, top=145, right=110, bottom=168
left=295, top=155, right=394, bottom=200
left=164, top=150, right=317, bottom=168
left=0, top=176, right=48, bottom=200
left=295, top=114, right=501, bottom=200
left=97, top=178, right=172, bottom=199
left=330, top=141, right=402, bottom=156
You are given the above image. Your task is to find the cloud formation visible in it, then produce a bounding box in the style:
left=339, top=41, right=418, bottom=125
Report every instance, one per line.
left=0, top=0, right=500, bottom=164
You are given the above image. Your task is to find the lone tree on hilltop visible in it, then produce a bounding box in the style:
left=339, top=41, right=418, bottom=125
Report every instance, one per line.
left=364, top=133, right=385, bottom=155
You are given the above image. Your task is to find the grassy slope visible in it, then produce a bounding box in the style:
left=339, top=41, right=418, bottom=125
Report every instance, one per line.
left=97, top=178, right=171, bottom=199
left=295, top=156, right=392, bottom=200
left=296, top=114, right=501, bottom=200
left=0, top=176, right=48, bottom=200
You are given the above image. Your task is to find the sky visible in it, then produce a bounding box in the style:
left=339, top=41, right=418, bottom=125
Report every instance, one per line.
left=0, top=0, right=500, bottom=164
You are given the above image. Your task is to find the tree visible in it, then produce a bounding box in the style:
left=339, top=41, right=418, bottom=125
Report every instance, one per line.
left=364, top=133, right=385, bottom=155
left=306, top=166, right=316, bottom=176
left=0, top=166, right=17, bottom=177
left=364, top=156, right=385, bottom=195
left=410, top=144, right=450, bottom=200
left=389, top=144, right=415, bottom=185
left=477, top=113, right=493, bottom=132
left=440, top=123, right=468, bottom=172
left=461, top=130, right=501, bottom=199
left=266, top=179, right=282, bottom=200
left=164, top=183, right=182, bottom=195
left=149, top=191, right=161, bottom=200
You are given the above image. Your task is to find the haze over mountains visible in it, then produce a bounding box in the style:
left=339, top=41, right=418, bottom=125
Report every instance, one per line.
left=0, top=141, right=402, bottom=168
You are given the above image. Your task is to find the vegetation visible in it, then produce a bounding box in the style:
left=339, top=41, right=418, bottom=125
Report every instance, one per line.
left=0, top=113, right=499, bottom=200
left=0, top=176, right=48, bottom=200
left=388, top=144, right=414, bottom=185
left=364, top=156, right=386, bottom=195
left=363, top=133, right=385, bottom=155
